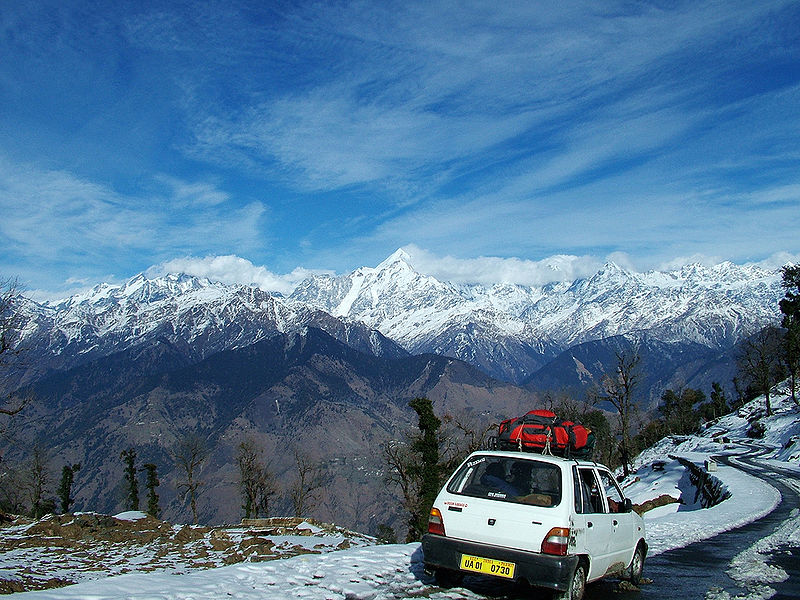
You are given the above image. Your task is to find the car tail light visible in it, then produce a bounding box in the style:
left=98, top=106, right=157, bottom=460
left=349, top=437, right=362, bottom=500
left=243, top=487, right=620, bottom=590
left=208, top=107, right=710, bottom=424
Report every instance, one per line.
left=541, top=527, right=570, bottom=556
left=427, top=508, right=446, bottom=536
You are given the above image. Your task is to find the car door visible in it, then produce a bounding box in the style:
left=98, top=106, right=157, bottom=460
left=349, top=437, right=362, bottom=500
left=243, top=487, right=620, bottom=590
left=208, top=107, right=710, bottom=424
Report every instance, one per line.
left=573, top=466, right=614, bottom=581
left=597, top=468, right=637, bottom=570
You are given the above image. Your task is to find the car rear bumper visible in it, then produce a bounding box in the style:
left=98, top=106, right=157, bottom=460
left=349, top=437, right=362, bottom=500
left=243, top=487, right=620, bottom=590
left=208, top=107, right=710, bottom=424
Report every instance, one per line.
left=421, top=533, right=579, bottom=591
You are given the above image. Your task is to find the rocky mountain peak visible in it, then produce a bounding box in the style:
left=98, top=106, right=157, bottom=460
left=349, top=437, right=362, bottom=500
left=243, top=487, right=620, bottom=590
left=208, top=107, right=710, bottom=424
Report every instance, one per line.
left=375, top=248, right=414, bottom=271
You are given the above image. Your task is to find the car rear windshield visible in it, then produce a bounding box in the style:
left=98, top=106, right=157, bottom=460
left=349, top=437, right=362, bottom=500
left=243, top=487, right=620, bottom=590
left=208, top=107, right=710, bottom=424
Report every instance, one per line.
left=446, top=455, right=562, bottom=507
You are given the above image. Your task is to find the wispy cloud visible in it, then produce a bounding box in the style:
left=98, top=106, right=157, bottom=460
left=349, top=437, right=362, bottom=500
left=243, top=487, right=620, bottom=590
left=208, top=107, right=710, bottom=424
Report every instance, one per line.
left=1, top=1, right=797, bottom=294
left=0, top=157, right=268, bottom=293
left=183, top=1, right=798, bottom=198
left=189, top=88, right=541, bottom=192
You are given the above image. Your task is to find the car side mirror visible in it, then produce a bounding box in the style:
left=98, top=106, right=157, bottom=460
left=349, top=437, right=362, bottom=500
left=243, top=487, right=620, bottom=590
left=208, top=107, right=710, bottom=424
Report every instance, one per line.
left=622, top=498, right=633, bottom=513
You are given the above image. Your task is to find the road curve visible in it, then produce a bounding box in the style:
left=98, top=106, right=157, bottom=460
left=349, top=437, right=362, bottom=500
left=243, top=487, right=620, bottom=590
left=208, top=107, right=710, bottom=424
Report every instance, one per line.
left=616, top=449, right=800, bottom=600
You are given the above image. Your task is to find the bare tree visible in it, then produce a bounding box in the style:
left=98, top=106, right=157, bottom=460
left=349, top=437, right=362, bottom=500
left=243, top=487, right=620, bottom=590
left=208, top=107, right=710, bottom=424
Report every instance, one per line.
left=0, top=278, right=22, bottom=367
left=382, top=437, right=418, bottom=525
left=236, top=438, right=278, bottom=519
left=172, top=433, right=207, bottom=524
left=599, top=349, right=641, bottom=478
left=28, top=444, right=53, bottom=518
left=739, top=326, right=784, bottom=417
left=544, top=389, right=581, bottom=419
left=0, top=462, right=27, bottom=513
left=288, top=448, right=324, bottom=518
left=439, top=411, right=495, bottom=474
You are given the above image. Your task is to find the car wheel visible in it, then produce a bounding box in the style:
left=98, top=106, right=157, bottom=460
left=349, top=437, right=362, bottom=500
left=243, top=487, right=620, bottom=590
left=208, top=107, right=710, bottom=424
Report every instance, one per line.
left=553, top=563, right=586, bottom=600
left=628, top=543, right=645, bottom=585
left=434, top=568, right=463, bottom=588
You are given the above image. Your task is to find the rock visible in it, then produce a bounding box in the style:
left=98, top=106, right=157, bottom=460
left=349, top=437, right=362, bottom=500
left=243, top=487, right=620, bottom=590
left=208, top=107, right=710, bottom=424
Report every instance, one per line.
left=173, top=525, right=208, bottom=543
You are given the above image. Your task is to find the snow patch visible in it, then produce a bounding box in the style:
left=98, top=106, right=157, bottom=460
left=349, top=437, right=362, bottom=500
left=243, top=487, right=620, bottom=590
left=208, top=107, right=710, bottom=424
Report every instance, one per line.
left=113, top=511, right=148, bottom=521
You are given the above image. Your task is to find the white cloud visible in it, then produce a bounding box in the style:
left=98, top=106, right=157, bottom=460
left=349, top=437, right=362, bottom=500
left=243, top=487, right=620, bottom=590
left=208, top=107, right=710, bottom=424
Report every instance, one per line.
left=26, top=245, right=799, bottom=305
left=751, top=252, right=800, bottom=270
left=0, top=159, right=266, bottom=259
left=657, top=254, right=725, bottom=271
left=155, top=175, right=231, bottom=207
left=605, top=252, right=639, bottom=272
left=146, top=255, right=330, bottom=295
left=400, top=244, right=603, bottom=286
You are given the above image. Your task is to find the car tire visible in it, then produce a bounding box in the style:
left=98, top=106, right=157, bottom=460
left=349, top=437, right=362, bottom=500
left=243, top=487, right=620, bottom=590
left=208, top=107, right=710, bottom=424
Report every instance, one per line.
left=434, top=568, right=463, bottom=588
left=553, top=562, right=586, bottom=600
left=628, top=543, right=646, bottom=585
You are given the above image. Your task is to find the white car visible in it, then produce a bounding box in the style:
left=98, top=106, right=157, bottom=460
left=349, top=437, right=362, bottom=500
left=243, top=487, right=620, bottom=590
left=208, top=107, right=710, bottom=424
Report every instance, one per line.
left=422, top=450, right=647, bottom=600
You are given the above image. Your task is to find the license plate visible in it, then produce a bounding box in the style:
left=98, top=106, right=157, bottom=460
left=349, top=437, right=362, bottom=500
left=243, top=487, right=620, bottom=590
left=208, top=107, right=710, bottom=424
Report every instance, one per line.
left=459, top=553, right=516, bottom=579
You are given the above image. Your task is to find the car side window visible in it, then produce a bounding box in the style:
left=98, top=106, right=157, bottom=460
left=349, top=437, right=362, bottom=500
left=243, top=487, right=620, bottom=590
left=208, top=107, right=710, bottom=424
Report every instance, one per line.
left=598, top=469, right=626, bottom=513
left=573, top=467, right=584, bottom=512
left=576, top=468, right=604, bottom=514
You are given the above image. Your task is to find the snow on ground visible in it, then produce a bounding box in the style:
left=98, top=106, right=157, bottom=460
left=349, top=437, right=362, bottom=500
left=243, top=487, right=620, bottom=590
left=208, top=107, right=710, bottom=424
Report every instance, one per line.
left=7, top=543, right=435, bottom=600
left=623, top=447, right=780, bottom=556
left=621, top=390, right=798, bottom=557
left=4, top=391, right=799, bottom=599
left=0, top=515, right=372, bottom=593
left=721, top=507, right=800, bottom=599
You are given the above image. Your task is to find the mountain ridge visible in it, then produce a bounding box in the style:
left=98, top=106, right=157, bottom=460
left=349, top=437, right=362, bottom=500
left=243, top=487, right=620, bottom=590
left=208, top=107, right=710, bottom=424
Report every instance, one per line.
left=9, top=326, right=534, bottom=529
left=290, top=251, right=783, bottom=382
left=12, top=251, right=784, bottom=387
left=2, top=251, right=790, bottom=531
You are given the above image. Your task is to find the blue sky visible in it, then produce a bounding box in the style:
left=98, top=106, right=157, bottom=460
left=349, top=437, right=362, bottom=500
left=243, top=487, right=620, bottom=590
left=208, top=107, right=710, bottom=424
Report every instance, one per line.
left=1, top=0, right=799, bottom=298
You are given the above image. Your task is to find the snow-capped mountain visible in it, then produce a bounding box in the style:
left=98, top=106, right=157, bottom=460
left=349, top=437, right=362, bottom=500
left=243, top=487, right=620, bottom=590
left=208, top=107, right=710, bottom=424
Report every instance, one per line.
left=291, top=249, right=784, bottom=382
left=11, top=249, right=785, bottom=387
left=12, top=272, right=406, bottom=387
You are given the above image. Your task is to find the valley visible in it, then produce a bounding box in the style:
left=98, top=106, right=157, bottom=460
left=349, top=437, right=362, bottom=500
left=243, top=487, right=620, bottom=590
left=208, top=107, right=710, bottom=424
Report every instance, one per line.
left=0, top=252, right=787, bottom=532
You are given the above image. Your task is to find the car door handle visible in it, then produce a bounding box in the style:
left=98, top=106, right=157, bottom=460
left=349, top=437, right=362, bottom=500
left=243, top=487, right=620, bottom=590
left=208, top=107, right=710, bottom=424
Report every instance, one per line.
left=613, top=520, right=618, bottom=527
left=587, top=521, right=593, bottom=528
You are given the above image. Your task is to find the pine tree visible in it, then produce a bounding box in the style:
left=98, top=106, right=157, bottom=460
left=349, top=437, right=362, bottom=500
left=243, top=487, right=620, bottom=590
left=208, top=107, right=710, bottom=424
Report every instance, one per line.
left=236, top=439, right=260, bottom=519
left=57, top=463, right=80, bottom=513
left=407, top=396, right=441, bottom=542
left=120, top=448, right=139, bottom=511
left=142, top=463, right=160, bottom=518
left=709, top=382, right=729, bottom=419
left=780, top=265, right=800, bottom=405
left=384, top=398, right=486, bottom=542
left=659, top=388, right=704, bottom=435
